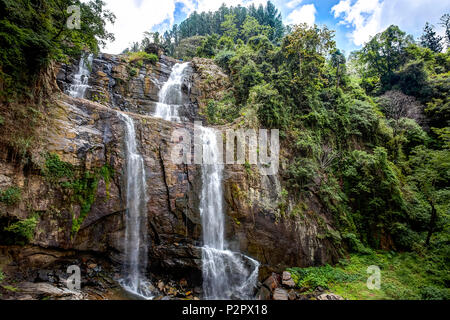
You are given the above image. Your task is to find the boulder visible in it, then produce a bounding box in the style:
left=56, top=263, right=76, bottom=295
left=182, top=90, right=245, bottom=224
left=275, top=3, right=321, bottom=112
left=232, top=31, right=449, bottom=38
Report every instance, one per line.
left=263, top=273, right=280, bottom=292
left=282, top=271, right=296, bottom=288
left=273, top=288, right=289, bottom=300
left=288, top=289, right=297, bottom=300
left=317, top=293, right=344, bottom=300
left=256, top=286, right=271, bottom=300
left=17, top=282, right=84, bottom=300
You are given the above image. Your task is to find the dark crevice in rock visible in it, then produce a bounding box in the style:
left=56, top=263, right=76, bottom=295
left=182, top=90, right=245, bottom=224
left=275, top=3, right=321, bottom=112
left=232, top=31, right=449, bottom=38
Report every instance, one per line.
left=149, top=220, right=161, bottom=245
left=158, top=145, right=175, bottom=216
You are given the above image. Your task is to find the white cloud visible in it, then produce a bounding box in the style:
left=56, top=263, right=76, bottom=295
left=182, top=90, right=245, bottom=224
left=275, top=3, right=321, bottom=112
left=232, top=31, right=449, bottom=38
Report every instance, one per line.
left=285, top=0, right=303, bottom=9
left=102, top=0, right=177, bottom=54
left=332, top=0, right=450, bottom=46
left=286, top=4, right=316, bottom=26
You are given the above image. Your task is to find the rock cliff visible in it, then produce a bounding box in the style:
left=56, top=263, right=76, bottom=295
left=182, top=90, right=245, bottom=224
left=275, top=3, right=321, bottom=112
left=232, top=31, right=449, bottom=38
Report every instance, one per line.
left=0, top=53, right=339, bottom=299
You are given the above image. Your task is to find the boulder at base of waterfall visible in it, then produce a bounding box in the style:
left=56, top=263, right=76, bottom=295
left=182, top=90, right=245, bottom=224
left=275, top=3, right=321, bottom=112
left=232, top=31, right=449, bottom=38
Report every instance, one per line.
left=317, top=293, right=344, bottom=300
left=256, top=286, right=271, bottom=300
left=288, top=289, right=297, bottom=300
left=273, top=288, right=289, bottom=300
left=282, top=271, right=296, bottom=288
left=263, top=273, right=280, bottom=292
left=17, top=282, right=84, bottom=300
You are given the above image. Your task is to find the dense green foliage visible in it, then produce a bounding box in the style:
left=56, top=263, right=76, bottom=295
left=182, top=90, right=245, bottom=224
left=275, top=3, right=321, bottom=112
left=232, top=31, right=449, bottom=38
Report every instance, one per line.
left=288, top=249, right=449, bottom=300
left=4, top=216, right=38, bottom=242
left=0, top=0, right=115, bottom=98
left=154, top=3, right=449, bottom=283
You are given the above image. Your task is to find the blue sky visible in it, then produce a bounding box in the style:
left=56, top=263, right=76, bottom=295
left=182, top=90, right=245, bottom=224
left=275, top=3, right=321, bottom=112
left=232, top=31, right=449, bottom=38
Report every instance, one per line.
left=100, top=0, right=450, bottom=54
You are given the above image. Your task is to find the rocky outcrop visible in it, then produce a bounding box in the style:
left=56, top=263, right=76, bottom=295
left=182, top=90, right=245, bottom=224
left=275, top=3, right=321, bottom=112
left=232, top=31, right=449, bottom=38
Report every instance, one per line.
left=190, top=57, right=232, bottom=118
left=57, top=54, right=201, bottom=122
left=256, top=271, right=344, bottom=301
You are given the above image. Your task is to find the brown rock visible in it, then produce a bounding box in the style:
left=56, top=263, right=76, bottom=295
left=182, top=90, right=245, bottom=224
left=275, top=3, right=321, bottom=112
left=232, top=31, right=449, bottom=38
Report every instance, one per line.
left=288, top=289, right=297, bottom=300
left=179, top=278, right=187, bottom=287
left=317, top=293, right=344, bottom=300
left=256, top=286, right=271, bottom=300
left=157, top=281, right=165, bottom=292
left=263, top=273, right=280, bottom=292
left=282, top=271, right=296, bottom=288
left=273, top=288, right=289, bottom=300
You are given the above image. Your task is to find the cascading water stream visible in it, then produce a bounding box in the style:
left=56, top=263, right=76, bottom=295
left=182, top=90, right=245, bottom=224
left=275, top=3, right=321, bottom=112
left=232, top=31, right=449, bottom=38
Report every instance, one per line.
left=68, top=53, right=94, bottom=98
left=199, top=127, right=259, bottom=300
left=154, top=62, right=190, bottom=122
left=117, top=111, right=153, bottom=299
left=154, top=61, right=259, bottom=299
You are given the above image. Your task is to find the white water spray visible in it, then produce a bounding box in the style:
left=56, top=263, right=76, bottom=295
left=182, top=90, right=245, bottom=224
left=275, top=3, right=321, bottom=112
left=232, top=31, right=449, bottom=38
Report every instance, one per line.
left=154, top=62, right=190, bottom=122
left=68, top=53, right=93, bottom=98
left=117, top=111, right=153, bottom=299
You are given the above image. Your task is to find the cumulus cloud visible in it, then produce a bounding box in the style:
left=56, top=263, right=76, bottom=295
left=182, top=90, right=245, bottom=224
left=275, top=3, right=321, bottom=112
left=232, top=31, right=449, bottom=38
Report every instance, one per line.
left=332, top=0, right=450, bottom=46
left=285, top=0, right=303, bottom=9
left=286, top=4, right=316, bottom=26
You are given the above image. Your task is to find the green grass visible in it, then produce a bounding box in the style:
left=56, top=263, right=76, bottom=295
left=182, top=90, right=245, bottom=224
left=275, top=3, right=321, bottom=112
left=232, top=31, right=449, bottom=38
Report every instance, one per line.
left=126, top=51, right=158, bottom=64
left=287, top=250, right=450, bottom=300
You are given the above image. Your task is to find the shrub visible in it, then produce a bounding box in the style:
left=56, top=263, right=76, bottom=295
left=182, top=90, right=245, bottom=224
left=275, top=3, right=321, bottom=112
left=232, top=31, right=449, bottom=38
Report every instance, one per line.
left=4, top=216, right=38, bottom=242
left=214, top=50, right=235, bottom=72
left=41, top=153, right=74, bottom=182
left=0, top=187, right=21, bottom=205
left=127, top=51, right=158, bottom=64
left=420, top=286, right=450, bottom=300
left=287, top=264, right=360, bottom=290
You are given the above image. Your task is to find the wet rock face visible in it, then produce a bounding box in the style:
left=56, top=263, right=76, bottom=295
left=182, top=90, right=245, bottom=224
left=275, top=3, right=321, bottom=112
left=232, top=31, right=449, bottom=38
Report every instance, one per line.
left=222, top=163, right=340, bottom=278
left=3, top=53, right=340, bottom=294
left=0, top=95, right=203, bottom=281
left=57, top=54, right=200, bottom=122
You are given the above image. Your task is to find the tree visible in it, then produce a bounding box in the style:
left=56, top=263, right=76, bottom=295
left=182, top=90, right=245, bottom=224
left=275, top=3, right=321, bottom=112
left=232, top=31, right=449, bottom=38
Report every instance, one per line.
left=420, top=23, right=443, bottom=53
left=221, top=13, right=238, bottom=40
left=282, top=24, right=335, bottom=102
left=378, top=90, right=423, bottom=136
left=196, top=34, right=219, bottom=58
left=240, top=16, right=270, bottom=43
left=439, top=13, right=450, bottom=46
left=409, top=144, right=450, bottom=246
left=0, top=0, right=115, bottom=95
left=330, top=49, right=346, bottom=88
left=249, top=82, right=287, bottom=128
left=357, top=25, right=413, bottom=92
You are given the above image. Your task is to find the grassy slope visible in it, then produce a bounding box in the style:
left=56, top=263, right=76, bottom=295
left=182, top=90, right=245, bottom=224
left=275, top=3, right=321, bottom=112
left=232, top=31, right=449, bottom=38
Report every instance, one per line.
left=288, top=250, right=449, bottom=300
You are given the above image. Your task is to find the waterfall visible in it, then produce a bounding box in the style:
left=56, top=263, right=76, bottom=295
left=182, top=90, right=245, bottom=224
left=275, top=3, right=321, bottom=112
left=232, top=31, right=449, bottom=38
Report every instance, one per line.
left=117, top=111, right=153, bottom=299
left=154, top=62, right=190, bottom=122
left=199, top=127, right=260, bottom=300
left=68, top=53, right=94, bottom=98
